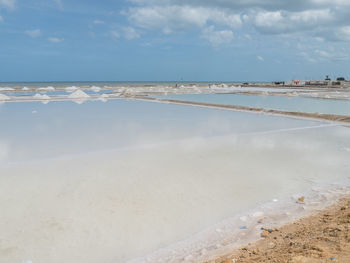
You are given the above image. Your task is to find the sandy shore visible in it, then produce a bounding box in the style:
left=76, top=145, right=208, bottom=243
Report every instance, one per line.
left=208, top=197, right=350, bottom=263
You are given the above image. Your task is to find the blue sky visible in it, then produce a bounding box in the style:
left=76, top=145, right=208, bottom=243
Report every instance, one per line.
left=1, top=0, right=350, bottom=82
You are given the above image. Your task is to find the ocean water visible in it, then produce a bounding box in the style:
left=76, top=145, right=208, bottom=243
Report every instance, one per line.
left=155, top=93, right=350, bottom=116
left=0, top=99, right=350, bottom=263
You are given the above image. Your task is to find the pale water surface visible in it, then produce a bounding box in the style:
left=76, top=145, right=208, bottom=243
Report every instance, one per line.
left=0, top=99, right=350, bottom=263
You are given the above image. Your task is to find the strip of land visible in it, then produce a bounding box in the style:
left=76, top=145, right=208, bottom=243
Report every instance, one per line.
left=140, top=97, right=350, bottom=124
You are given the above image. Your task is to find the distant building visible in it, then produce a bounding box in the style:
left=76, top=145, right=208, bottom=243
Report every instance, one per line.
left=305, top=80, right=328, bottom=86
left=332, top=81, right=341, bottom=85
left=293, top=80, right=300, bottom=86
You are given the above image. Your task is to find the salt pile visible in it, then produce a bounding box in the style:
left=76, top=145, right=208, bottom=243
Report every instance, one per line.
left=90, top=86, right=101, bottom=92
left=22, top=87, right=29, bottom=91
left=33, top=94, right=51, bottom=100
left=65, top=86, right=78, bottom=92
left=0, top=87, right=14, bottom=91
left=0, top=94, right=10, bottom=101
left=38, top=86, right=55, bottom=91
left=99, top=94, right=109, bottom=102
left=68, top=90, right=90, bottom=99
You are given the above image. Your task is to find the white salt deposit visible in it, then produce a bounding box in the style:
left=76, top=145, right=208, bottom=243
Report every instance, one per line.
left=38, top=86, right=55, bottom=91
left=72, top=99, right=85, bottom=105
left=22, top=87, right=29, bottom=91
left=68, top=89, right=90, bottom=99
left=1, top=100, right=350, bottom=263
left=0, top=93, right=10, bottom=101
left=1, top=131, right=350, bottom=263
left=90, top=86, right=101, bottom=92
left=33, top=93, right=42, bottom=99
left=65, top=86, right=78, bottom=92
left=99, top=94, right=109, bottom=102
left=0, top=87, right=14, bottom=91
left=33, top=94, right=51, bottom=100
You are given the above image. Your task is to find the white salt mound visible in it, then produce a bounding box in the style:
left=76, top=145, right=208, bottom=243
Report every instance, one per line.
left=99, top=94, right=109, bottom=102
left=0, top=87, right=14, bottom=91
left=22, top=87, right=29, bottom=91
left=90, top=86, right=101, bottom=92
left=65, top=86, right=78, bottom=92
left=68, top=90, right=90, bottom=99
left=38, top=86, right=55, bottom=91
left=72, top=99, right=85, bottom=105
left=0, top=94, right=10, bottom=101
left=41, top=94, right=51, bottom=100
left=33, top=94, right=51, bottom=100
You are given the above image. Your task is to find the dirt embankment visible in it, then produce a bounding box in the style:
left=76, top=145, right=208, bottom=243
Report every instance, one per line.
left=208, top=198, right=350, bottom=263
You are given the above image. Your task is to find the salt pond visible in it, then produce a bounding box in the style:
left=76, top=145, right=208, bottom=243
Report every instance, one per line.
left=0, top=99, right=350, bottom=263
left=155, top=94, right=350, bottom=116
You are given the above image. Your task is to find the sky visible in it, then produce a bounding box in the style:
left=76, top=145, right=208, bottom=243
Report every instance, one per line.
left=1, top=0, right=350, bottom=82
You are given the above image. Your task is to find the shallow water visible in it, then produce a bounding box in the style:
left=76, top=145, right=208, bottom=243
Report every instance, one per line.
left=0, top=99, right=326, bottom=163
left=155, top=93, right=350, bottom=116
left=0, top=99, right=350, bottom=263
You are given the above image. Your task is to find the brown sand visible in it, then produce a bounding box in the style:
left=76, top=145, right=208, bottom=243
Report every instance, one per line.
left=208, top=197, right=350, bottom=263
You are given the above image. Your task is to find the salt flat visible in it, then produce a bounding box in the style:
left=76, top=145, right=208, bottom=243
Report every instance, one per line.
left=0, top=99, right=349, bottom=263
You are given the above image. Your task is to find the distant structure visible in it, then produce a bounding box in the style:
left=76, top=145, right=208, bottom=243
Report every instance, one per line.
left=293, top=80, right=301, bottom=86
left=268, top=75, right=349, bottom=88
left=304, top=75, right=348, bottom=87
left=332, top=77, right=347, bottom=86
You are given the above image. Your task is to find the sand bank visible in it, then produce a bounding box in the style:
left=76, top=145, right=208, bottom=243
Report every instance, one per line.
left=210, top=197, right=350, bottom=263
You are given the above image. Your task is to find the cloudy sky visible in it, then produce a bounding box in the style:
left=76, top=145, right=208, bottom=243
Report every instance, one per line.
left=1, top=0, right=350, bottom=82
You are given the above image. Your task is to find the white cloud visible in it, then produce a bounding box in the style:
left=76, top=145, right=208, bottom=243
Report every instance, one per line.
left=243, top=34, right=252, bottom=40
left=48, top=37, right=64, bottom=43
left=127, top=5, right=241, bottom=33
left=335, top=26, right=350, bottom=41
left=257, top=55, right=264, bottom=61
left=311, top=0, right=350, bottom=6
left=123, top=26, right=140, bottom=40
left=25, top=29, right=42, bottom=38
left=201, top=26, right=234, bottom=46
left=251, top=9, right=333, bottom=34
left=314, top=49, right=331, bottom=58
left=125, top=0, right=350, bottom=43
left=253, top=11, right=284, bottom=32
left=0, top=0, right=15, bottom=9
left=93, top=20, right=104, bottom=24
left=53, top=0, right=63, bottom=10
left=128, top=0, right=350, bottom=11
left=110, top=31, right=120, bottom=39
